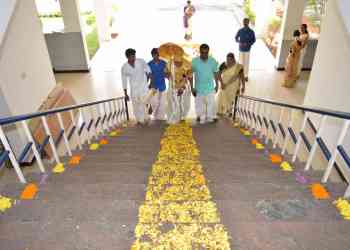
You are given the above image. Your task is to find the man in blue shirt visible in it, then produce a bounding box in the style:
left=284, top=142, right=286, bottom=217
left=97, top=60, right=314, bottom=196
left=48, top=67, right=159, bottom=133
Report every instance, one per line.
left=147, top=48, right=168, bottom=120
left=190, top=44, right=219, bottom=124
left=235, top=18, right=256, bottom=82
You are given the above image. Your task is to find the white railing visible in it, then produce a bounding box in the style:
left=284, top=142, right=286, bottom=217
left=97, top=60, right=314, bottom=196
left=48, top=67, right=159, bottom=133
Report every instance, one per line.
left=234, top=95, right=350, bottom=197
left=0, top=96, right=128, bottom=184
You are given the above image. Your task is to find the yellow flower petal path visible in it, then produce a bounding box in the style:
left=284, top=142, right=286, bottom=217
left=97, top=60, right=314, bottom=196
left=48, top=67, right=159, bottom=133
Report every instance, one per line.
left=131, top=123, right=231, bottom=249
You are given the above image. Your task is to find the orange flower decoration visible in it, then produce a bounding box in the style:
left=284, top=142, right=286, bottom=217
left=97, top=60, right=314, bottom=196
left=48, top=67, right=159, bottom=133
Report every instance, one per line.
left=251, top=139, right=259, bottom=145
left=311, top=183, right=330, bottom=200
left=99, top=139, right=109, bottom=145
left=270, top=154, right=282, bottom=164
left=69, top=155, right=82, bottom=166
left=20, top=184, right=38, bottom=200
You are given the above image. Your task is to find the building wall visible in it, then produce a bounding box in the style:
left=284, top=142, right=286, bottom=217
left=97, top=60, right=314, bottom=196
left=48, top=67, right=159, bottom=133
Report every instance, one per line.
left=0, top=0, right=56, bottom=155
left=303, top=0, right=350, bottom=177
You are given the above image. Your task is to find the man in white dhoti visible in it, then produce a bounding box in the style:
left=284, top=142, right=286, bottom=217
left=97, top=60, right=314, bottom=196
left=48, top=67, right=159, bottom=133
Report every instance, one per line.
left=147, top=48, right=168, bottom=121
left=235, top=18, right=256, bottom=82
left=121, top=48, right=152, bottom=125
left=166, top=55, right=193, bottom=124
left=191, top=44, right=219, bottom=124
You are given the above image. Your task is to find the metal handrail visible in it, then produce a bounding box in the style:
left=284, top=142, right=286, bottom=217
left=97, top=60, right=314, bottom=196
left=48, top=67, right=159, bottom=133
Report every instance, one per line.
left=240, top=95, right=350, bottom=120
left=0, top=95, right=128, bottom=184
left=0, top=97, right=125, bottom=126
left=235, top=95, right=350, bottom=198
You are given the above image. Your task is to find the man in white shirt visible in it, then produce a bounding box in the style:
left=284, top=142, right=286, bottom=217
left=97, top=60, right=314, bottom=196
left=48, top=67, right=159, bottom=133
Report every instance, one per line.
left=121, top=48, right=152, bottom=125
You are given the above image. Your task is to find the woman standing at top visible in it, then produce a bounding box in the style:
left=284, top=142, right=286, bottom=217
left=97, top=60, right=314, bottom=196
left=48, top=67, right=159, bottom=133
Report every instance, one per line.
left=184, top=1, right=196, bottom=40
left=282, top=30, right=302, bottom=88
left=297, top=24, right=309, bottom=76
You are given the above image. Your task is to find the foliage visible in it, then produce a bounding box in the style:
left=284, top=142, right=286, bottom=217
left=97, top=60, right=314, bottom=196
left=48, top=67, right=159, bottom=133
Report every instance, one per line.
left=38, top=11, right=62, bottom=18
left=86, top=25, right=99, bottom=59
left=85, top=14, right=96, bottom=26
left=268, top=16, right=282, bottom=31
left=243, top=0, right=256, bottom=24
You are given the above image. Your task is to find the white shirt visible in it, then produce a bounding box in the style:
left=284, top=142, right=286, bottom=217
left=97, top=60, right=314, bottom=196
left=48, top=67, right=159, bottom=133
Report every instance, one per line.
left=121, top=59, right=151, bottom=98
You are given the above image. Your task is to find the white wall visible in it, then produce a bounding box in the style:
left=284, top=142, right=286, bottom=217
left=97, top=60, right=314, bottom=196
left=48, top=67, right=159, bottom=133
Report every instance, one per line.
left=303, top=0, right=350, bottom=178
left=0, top=0, right=56, bottom=155
left=0, top=0, right=17, bottom=50
left=0, top=0, right=56, bottom=116
left=337, top=0, right=350, bottom=34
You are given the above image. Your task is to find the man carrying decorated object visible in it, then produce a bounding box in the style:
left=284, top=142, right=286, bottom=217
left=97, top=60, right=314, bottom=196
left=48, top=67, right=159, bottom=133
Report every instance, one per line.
left=190, top=44, right=219, bottom=124
left=166, top=54, right=193, bottom=124
left=121, top=48, right=151, bottom=125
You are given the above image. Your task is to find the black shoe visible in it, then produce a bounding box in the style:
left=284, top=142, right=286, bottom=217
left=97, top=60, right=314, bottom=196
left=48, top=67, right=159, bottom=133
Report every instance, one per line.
left=245, top=77, right=249, bottom=82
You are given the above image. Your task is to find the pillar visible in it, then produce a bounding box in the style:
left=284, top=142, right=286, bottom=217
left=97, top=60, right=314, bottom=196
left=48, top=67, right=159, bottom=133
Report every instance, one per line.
left=58, top=0, right=83, bottom=33
left=93, top=0, right=110, bottom=44
left=275, top=0, right=307, bottom=69
left=303, top=0, right=350, bottom=178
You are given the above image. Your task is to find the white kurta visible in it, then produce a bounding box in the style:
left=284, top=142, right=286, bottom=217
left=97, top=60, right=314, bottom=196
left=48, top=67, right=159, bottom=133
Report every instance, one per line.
left=121, top=59, right=151, bottom=123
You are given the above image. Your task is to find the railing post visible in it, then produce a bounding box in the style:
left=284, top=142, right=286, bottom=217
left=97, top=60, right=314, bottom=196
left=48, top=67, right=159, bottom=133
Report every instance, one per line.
left=0, top=126, right=26, bottom=183
left=56, top=113, right=72, bottom=156
left=98, top=104, right=106, bottom=134
left=264, top=104, right=271, bottom=144
left=124, top=97, right=130, bottom=121
left=41, top=116, right=61, bottom=165
left=292, top=112, right=309, bottom=162
left=113, top=99, right=120, bottom=126
left=273, top=107, right=284, bottom=148
left=322, top=120, right=350, bottom=183
left=80, top=108, right=90, bottom=145
left=90, top=106, right=99, bottom=140
left=109, top=101, right=116, bottom=128
left=282, top=110, right=293, bottom=155
left=251, top=100, right=257, bottom=134
left=22, top=120, right=46, bottom=173
left=70, top=110, right=82, bottom=150
left=259, top=103, right=265, bottom=140
left=233, top=95, right=239, bottom=122
left=256, top=102, right=263, bottom=136
left=305, top=116, right=327, bottom=171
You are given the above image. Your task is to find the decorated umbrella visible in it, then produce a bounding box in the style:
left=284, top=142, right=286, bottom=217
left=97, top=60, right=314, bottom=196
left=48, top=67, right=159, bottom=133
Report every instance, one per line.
left=159, top=43, right=184, bottom=62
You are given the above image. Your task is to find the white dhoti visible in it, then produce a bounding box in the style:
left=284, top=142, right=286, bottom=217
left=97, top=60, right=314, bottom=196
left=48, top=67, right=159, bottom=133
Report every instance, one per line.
left=147, top=90, right=166, bottom=120
left=195, top=92, right=217, bottom=124
left=167, top=87, right=191, bottom=124
left=131, top=94, right=149, bottom=124
left=239, top=51, right=250, bottom=78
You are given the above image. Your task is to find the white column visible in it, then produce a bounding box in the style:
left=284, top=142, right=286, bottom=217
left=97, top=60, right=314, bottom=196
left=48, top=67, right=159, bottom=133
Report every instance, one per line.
left=58, top=0, right=83, bottom=33
left=275, top=0, right=307, bottom=69
left=93, top=0, right=110, bottom=44
left=303, top=0, right=350, bottom=180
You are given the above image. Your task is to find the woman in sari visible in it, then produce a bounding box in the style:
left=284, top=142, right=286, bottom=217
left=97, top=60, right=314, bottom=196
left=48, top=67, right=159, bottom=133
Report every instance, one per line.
left=184, top=1, right=196, bottom=40
left=297, top=24, right=310, bottom=76
left=217, top=53, right=245, bottom=117
left=283, top=30, right=302, bottom=88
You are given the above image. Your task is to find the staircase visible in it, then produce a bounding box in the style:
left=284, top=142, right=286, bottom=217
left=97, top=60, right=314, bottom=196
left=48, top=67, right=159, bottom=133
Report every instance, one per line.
left=1, top=116, right=350, bottom=249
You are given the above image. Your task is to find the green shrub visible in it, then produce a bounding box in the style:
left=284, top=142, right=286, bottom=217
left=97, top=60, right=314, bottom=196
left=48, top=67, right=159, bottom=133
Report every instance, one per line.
left=243, top=0, right=256, bottom=24
left=86, top=14, right=96, bottom=26
left=38, top=11, right=62, bottom=18
left=86, top=26, right=99, bottom=59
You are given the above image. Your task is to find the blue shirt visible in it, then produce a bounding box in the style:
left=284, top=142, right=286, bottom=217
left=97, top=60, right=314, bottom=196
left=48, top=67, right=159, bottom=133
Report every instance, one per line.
left=235, top=27, right=256, bottom=52
left=192, top=56, right=219, bottom=96
left=148, top=59, right=167, bottom=92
